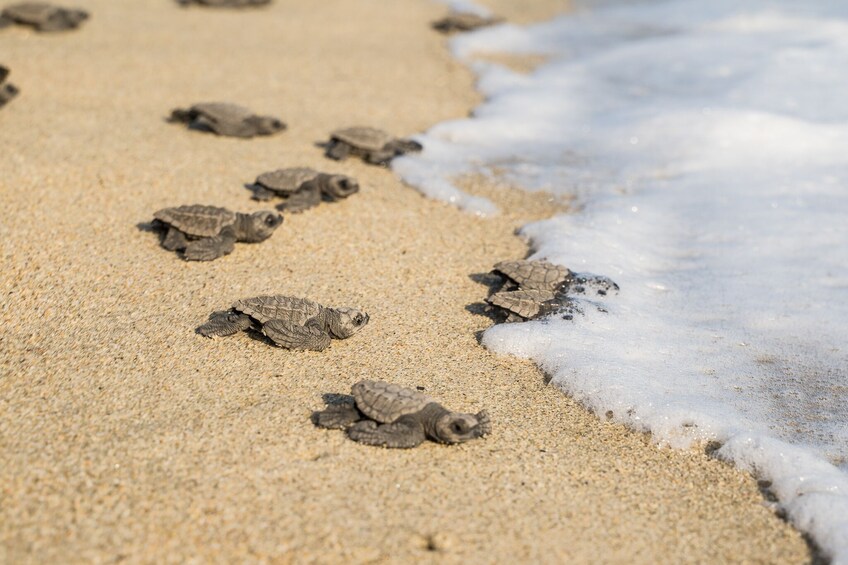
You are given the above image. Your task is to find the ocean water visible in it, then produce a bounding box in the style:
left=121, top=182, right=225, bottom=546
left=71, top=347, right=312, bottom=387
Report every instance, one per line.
left=398, top=0, right=848, bottom=561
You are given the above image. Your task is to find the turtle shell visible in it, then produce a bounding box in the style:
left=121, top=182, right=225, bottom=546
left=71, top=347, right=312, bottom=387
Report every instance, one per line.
left=352, top=380, right=434, bottom=424
left=255, top=167, right=319, bottom=194
left=233, top=295, right=322, bottom=325
left=190, top=102, right=253, bottom=123
left=154, top=205, right=236, bottom=238
left=488, top=289, right=558, bottom=320
left=2, top=3, right=56, bottom=24
left=433, top=12, right=500, bottom=32
left=2, top=3, right=88, bottom=28
left=331, top=127, right=393, bottom=151
left=493, top=260, right=571, bottom=292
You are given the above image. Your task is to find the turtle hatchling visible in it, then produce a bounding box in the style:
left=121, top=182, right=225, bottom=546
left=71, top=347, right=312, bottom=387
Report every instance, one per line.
left=485, top=259, right=573, bottom=322
left=312, top=380, right=491, bottom=448
left=484, top=258, right=620, bottom=322
left=0, top=3, right=88, bottom=31
left=487, top=289, right=563, bottom=323
left=325, top=126, right=422, bottom=165
left=169, top=102, right=286, bottom=138
left=251, top=167, right=359, bottom=212
left=175, top=0, right=271, bottom=6
left=152, top=204, right=282, bottom=261
left=492, top=259, right=573, bottom=293
left=197, top=295, right=369, bottom=351
left=431, top=12, right=503, bottom=34
left=0, top=66, right=18, bottom=108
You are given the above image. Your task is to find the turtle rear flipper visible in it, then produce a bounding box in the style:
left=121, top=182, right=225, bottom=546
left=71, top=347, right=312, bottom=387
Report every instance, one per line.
left=262, top=318, right=331, bottom=351
left=183, top=233, right=236, bottom=261
left=196, top=312, right=252, bottom=337
left=277, top=184, right=321, bottom=213
left=347, top=416, right=427, bottom=449
left=312, top=403, right=363, bottom=429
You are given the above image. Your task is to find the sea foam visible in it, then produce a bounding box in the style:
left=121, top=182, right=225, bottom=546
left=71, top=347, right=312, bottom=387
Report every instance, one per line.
left=397, top=0, right=848, bottom=561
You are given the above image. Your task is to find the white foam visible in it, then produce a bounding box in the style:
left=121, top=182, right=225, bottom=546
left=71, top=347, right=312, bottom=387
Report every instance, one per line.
left=401, top=1, right=848, bottom=561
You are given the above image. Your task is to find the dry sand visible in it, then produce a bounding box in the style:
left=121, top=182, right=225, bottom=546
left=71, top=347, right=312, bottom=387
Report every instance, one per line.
left=0, top=0, right=811, bottom=562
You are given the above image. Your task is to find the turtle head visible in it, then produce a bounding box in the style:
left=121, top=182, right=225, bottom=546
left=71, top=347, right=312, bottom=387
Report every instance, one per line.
left=433, top=409, right=491, bottom=444
left=246, top=115, right=287, bottom=136
left=324, top=175, right=360, bottom=200
left=327, top=307, right=369, bottom=339
left=240, top=210, right=283, bottom=242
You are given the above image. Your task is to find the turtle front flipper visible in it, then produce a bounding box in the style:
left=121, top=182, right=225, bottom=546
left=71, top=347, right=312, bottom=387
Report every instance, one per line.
left=183, top=233, right=236, bottom=261
left=161, top=227, right=189, bottom=251
left=196, top=311, right=253, bottom=337
left=277, top=184, right=321, bottom=213
left=347, top=416, right=427, bottom=449
left=325, top=140, right=350, bottom=161
left=312, top=403, right=363, bottom=429
left=262, top=318, right=332, bottom=351
left=250, top=184, right=276, bottom=201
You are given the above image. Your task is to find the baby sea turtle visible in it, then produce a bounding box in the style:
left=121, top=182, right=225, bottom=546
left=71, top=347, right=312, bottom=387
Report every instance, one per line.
left=487, top=289, right=562, bottom=323
left=0, top=3, right=88, bottom=31
left=176, top=0, right=271, bottom=6
left=169, top=102, right=286, bottom=138
left=0, top=66, right=18, bottom=108
left=484, top=258, right=620, bottom=322
left=485, top=259, right=573, bottom=322
left=492, top=259, right=573, bottom=293
left=197, top=295, right=369, bottom=351
left=251, top=167, right=359, bottom=212
left=152, top=204, right=282, bottom=261
left=431, top=12, right=503, bottom=34
left=312, top=380, right=491, bottom=448
left=325, top=127, right=422, bottom=165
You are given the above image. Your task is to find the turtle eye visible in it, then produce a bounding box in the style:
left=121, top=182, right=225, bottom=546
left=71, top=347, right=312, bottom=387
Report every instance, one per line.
left=354, top=314, right=364, bottom=325
left=265, top=215, right=279, bottom=226
left=451, top=422, right=465, bottom=434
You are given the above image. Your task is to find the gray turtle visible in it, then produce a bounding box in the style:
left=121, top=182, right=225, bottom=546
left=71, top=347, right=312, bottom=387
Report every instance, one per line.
left=325, top=126, right=422, bottom=165
left=432, top=12, right=503, bottom=34
left=312, top=380, right=491, bottom=448
left=152, top=204, right=282, bottom=261
left=0, top=66, right=18, bottom=108
left=176, top=0, right=271, bottom=6
left=169, top=102, right=286, bottom=138
left=484, top=259, right=620, bottom=323
left=251, top=167, right=359, bottom=212
left=0, top=3, right=88, bottom=31
left=492, top=259, right=573, bottom=293
left=197, top=295, right=369, bottom=351
left=487, top=288, right=562, bottom=323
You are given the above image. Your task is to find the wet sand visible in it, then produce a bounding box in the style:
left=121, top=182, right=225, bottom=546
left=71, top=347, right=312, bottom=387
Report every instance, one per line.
left=0, top=0, right=811, bottom=562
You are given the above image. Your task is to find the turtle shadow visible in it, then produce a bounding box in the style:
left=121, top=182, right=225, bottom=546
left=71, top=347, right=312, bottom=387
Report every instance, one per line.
left=469, top=272, right=504, bottom=294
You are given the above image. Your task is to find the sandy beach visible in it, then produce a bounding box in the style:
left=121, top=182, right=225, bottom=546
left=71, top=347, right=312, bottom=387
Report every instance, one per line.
left=0, top=0, right=812, bottom=562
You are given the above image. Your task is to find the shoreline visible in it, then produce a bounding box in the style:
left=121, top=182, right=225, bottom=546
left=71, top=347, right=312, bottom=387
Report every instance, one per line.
left=0, top=0, right=811, bottom=562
